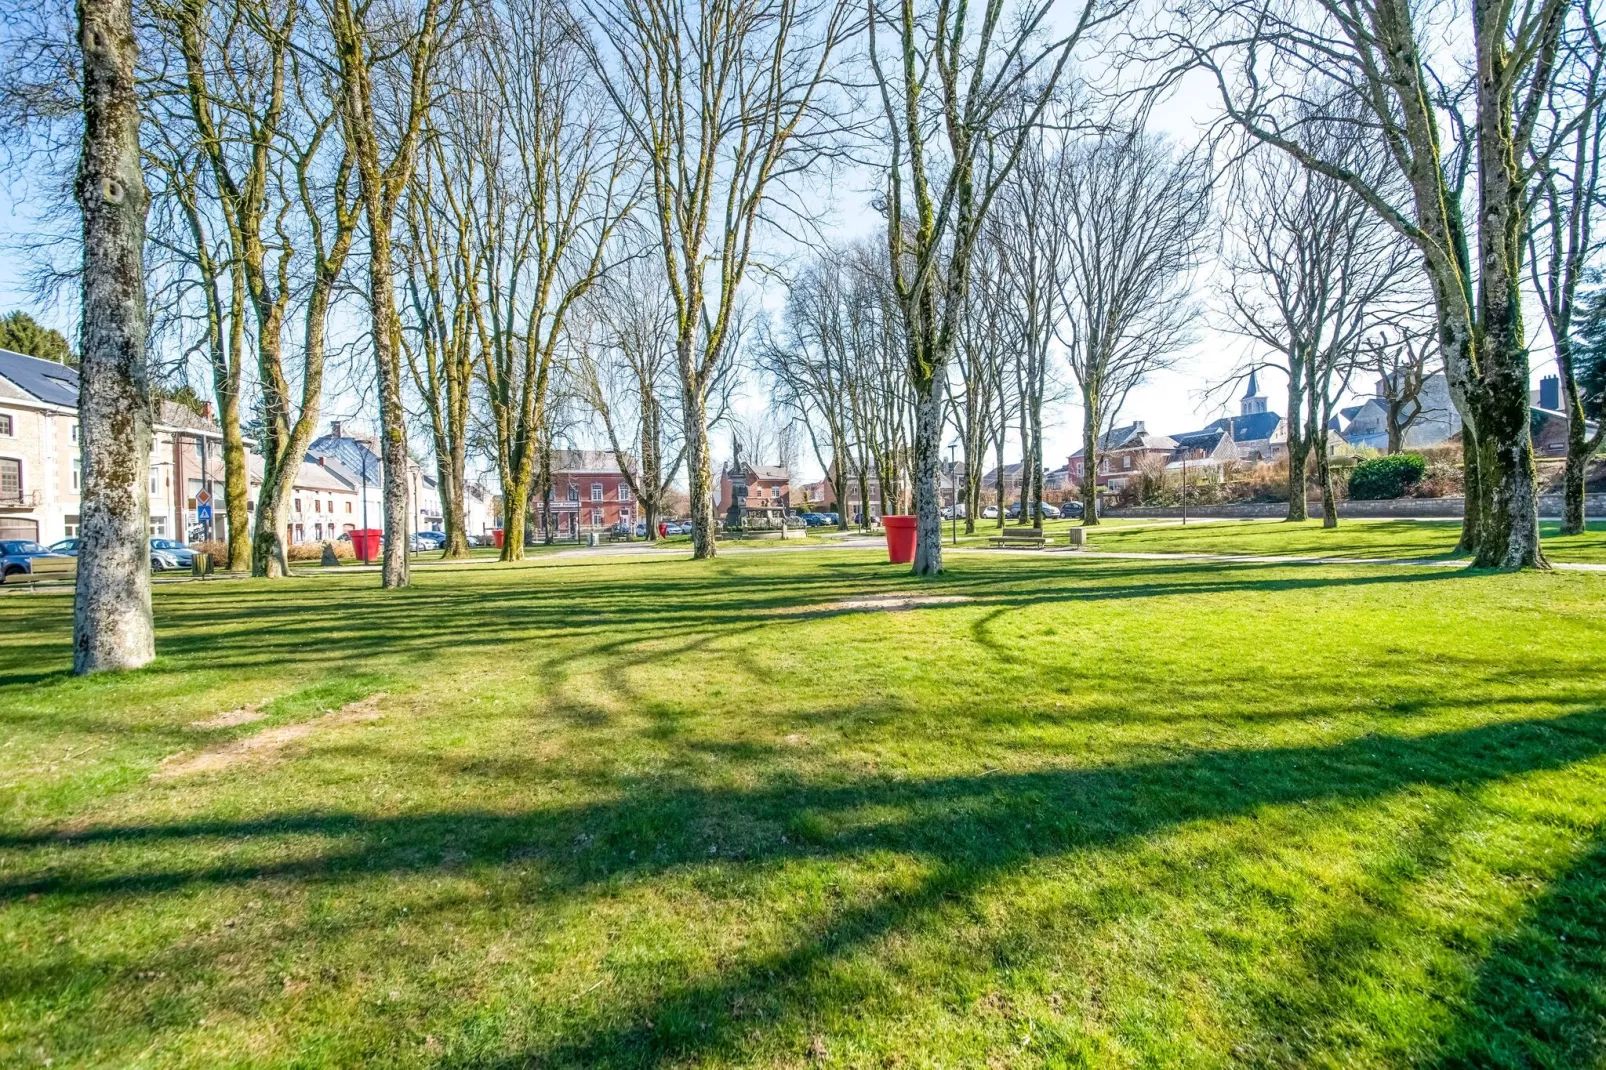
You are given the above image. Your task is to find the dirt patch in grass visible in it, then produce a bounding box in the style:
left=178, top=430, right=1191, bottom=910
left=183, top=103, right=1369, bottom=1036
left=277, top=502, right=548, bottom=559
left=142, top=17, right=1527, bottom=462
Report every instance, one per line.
left=155, top=693, right=388, bottom=779
left=190, top=704, right=268, bottom=729
left=765, top=594, right=974, bottom=618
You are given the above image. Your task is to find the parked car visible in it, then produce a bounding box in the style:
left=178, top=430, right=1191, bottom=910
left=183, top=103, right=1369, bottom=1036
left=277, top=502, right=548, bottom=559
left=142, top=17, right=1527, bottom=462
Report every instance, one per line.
left=1, top=540, right=76, bottom=583
left=1040, top=503, right=1062, bottom=519
left=48, top=537, right=80, bottom=555
left=981, top=506, right=999, bottom=519
left=822, top=512, right=839, bottom=526
left=149, top=538, right=197, bottom=571
left=413, top=530, right=447, bottom=549
left=1059, top=501, right=1084, bottom=519
left=633, top=522, right=648, bottom=538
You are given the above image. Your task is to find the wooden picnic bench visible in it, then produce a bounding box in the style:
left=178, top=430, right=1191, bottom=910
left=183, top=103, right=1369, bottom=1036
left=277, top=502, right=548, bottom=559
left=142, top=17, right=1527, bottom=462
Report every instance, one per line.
left=988, top=527, right=1046, bottom=549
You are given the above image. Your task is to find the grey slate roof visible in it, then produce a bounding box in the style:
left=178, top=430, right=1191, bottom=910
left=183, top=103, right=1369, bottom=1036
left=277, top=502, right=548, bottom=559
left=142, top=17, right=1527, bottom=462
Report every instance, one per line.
left=0, top=348, right=81, bottom=406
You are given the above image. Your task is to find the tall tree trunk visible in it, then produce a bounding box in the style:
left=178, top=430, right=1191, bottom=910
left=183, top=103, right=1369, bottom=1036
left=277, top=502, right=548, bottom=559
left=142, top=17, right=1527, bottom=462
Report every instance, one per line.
left=910, top=369, right=945, bottom=574
left=73, top=0, right=154, bottom=673
left=252, top=496, right=289, bottom=577
left=683, top=380, right=715, bottom=558
left=1285, top=362, right=1308, bottom=522
left=1315, top=431, right=1337, bottom=528
left=1557, top=343, right=1602, bottom=536
left=1080, top=385, right=1100, bottom=526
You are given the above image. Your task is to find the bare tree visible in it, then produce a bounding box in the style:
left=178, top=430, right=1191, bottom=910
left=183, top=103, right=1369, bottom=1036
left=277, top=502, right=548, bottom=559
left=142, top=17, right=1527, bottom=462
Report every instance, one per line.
left=577, top=0, right=849, bottom=559
left=1164, top=0, right=1583, bottom=567
left=1528, top=3, right=1606, bottom=535
left=574, top=263, right=687, bottom=539
left=74, top=0, right=154, bottom=672
left=763, top=249, right=858, bottom=529
left=949, top=233, right=1015, bottom=533
left=866, top=0, right=1126, bottom=573
left=1058, top=130, right=1209, bottom=526
left=1223, top=146, right=1416, bottom=526
left=325, top=0, right=457, bottom=586
left=1362, top=327, right=1438, bottom=455
left=399, top=124, right=478, bottom=558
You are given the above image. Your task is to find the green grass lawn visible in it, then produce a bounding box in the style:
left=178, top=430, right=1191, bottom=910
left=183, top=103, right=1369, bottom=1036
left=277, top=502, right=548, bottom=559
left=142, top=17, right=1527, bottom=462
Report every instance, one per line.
left=967, top=517, right=1606, bottom=564
left=3, top=549, right=1605, bottom=1067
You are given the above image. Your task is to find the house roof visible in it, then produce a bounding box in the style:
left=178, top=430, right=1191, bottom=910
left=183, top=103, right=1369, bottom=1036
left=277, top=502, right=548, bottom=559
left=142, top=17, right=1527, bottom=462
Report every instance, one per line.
left=1069, top=423, right=1177, bottom=459
left=1, top=348, right=228, bottom=438
left=551, top=449, right=635, bottom=475
left=742, top=464, right=790, bottom=481
left=0, top=348, right=80, bottom=407
left=248, top=454, right=355, bottom=493
left=309, top=433, right=383, bottom=480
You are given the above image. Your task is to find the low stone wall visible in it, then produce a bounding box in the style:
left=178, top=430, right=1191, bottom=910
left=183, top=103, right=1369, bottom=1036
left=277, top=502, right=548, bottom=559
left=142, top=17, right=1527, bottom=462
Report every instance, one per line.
left=1106, top=493, right=1606, bottom=521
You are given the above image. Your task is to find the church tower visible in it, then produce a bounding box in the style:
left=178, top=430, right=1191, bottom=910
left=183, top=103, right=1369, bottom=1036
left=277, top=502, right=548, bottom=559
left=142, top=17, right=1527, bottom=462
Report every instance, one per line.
left=1241, top=370, right=1268, bottom=416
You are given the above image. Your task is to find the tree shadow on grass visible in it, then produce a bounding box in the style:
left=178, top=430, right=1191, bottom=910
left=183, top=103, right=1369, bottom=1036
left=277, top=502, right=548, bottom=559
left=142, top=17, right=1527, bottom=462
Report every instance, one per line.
left=5, top=710, right=1606, bottom=1066
left=1431, top=834, right=1606, bottom=1069
left=0, top=556, right=1479, bottom=690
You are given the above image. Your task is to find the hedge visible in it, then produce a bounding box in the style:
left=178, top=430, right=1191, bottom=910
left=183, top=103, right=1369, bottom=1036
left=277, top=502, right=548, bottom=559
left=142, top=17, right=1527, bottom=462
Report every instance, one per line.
left=1348, top=453, right=1426, bottom=500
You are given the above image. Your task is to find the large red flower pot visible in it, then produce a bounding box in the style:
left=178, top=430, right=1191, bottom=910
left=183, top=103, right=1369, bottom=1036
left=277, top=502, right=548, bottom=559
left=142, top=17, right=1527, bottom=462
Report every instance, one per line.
left=349, top=529, right=383, bottom=563
left=882, top=515, right=918, bottom=564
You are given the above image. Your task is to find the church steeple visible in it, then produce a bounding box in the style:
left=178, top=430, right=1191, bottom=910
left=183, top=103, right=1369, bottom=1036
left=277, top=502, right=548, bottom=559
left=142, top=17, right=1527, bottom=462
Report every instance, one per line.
left=1241, top=369, right=1268, bottom=416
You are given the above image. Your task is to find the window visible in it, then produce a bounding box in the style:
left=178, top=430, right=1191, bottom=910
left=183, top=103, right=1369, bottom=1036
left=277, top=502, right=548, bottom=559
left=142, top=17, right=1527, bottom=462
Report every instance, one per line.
left=248, top=500, right=255, bottom=513
left=148, top=516, right=167, bottom=536
left=345, top=502, right=352, bottom=513
left=771, top=486, right=782, bottom=498
left=0, top=413, right=11, bottom=436
left=618, top=482, right=631, bottom=501
left=150, top=475, right=159, bottom=495
left=0, top=458, right=20, bottom=499
left=590, top=483, right=603, bottom=501
left=294, top=497, right=302, bottom=512
left=314, top=499, right=322, bottom=513
left=567, top=484, right=580, bottom=502
left=591, top=509, right=603, bottom=526
left=64, top=515, right=80, bottom=537
left=72, top=458, right=81, bottom=491
left=70, top=423, right=78, bottom=444
left=327, top=501, right=334, bottom=514
left=1122, top=455, right=1131, bottom=470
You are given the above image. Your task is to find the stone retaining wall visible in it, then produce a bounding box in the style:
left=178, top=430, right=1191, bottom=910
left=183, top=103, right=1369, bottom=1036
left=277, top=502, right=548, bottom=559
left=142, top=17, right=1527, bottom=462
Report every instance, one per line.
left=1106, top=493, right=1606, bottom=520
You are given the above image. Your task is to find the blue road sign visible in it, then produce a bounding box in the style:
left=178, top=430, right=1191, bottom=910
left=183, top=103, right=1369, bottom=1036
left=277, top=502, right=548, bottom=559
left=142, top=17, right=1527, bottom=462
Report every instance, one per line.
left=197, top=501, right=213, bottom=523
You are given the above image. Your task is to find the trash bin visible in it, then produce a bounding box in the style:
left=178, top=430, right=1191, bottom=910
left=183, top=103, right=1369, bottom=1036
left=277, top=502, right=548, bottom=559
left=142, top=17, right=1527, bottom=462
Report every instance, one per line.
left=191, top=552, right=212, bottom=577
left=658, top=522, right=668, bottom=539
left=493, top=529, right=505, bottom=548
left=587, top=531, right=601, bottom=547
left=882, top=515, right=918, bottom=564
left=350, top=528, right=383, bottom=562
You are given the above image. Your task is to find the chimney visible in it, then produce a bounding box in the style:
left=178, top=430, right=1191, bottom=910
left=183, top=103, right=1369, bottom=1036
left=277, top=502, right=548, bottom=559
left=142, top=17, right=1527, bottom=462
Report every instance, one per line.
left=1540, top=375, right=1561, bottom=412
left=317, top=456, right=325, bottom=466
left=332, top=421, right=343, bottom=438
left=202, top=401, right=214, bottom=420
left=1132, top=420, right=1145, bottom=433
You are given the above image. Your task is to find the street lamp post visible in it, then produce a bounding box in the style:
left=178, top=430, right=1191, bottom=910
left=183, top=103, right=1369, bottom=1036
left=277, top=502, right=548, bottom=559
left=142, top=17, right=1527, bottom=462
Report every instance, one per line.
left=948, top=442, right=958, bottom=546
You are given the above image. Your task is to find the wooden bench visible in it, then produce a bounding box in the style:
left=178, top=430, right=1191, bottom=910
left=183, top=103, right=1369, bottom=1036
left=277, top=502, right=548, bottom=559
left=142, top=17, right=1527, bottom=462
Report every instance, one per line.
left=988, top=527, right=1047, bottom=549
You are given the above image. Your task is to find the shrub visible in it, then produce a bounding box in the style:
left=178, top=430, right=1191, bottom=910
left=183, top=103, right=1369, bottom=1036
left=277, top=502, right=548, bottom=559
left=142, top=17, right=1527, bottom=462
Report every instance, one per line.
left=189, top=539, right=227, bottom=560
left=286, top=540, right=353, bottom=562
left=1349, top=453, right=1426, bottom=500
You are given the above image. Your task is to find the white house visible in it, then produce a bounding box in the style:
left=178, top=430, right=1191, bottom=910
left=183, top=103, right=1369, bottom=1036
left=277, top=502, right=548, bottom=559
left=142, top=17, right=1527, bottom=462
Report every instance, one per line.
left=0, top=348, right=225, bottom=544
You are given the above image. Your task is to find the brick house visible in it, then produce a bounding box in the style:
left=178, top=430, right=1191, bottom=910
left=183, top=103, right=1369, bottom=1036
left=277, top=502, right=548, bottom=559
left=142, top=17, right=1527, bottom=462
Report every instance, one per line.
left=1067, top=422, right=1179, bottom=491
left=717, top=460, right=791, bottom=523
left=533, top=450, right=638, bottom=536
